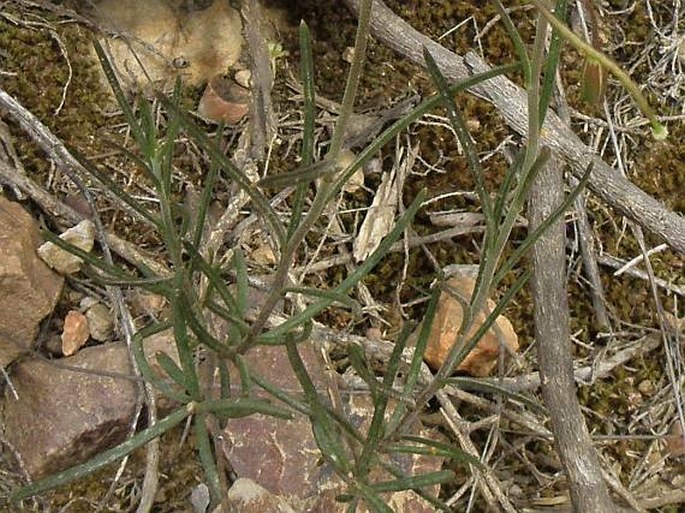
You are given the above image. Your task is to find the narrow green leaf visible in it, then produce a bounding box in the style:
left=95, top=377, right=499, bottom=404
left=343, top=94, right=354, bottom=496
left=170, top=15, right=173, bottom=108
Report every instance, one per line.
left=493, top=161, right=592, bottom=288
left=132, top=322, right=192, bottom=404
left=449, top=270, right=529, bottom=373
left=489, top=0, right=531, bottom=85
left=285, top=286, right=361, bottom=314
left=332, top=63, right=521, bottom=202
left=356, top=484, right=394, bottom=513
left=171, top=294, right=201, bottom=400
left=392, top=435, right=484, bottom=469
left=233, top=249, right=248, bottom=317
left=157, top=95, right=286, bottom=247
left=288, top=20, right=316, bottom=238
left=40, top=230, right=138, bottom=283
left=493, top=149, right=525, bottom=224
left=155, top=351, right=186, bottom=387
left=235, top=354, right=252, bottom=396
left=446, top=377, right=546, bottom=414
left=191, top=137, right=220, bottom=255
left=137, top=98, right=158, bottom=159
left=260, top=189, right=426, bottom=341
left=198, top=397, right=293, bottom=419
left=204, top=300, right=250, bottom=337
left=327, top=0, right=372, bottom=161
left=92, top=40, right=145, bottom=147
left=258, top=158, right=336, bottom=189
left=423, top=48, right=493, bottom=225
left=218, top=359, right=231, bottom=400
left=182, top=243, right=238, bottom=313
left=369, top=470, right=455, bottom=493
left=194, top=413, right=222, bottom=505
left=386, top=291, right=440, bottom=436
left=538, top=0, right=568, bottom=124
left=67, top=145, right=159, bottom=227
left=348, top=344, right=380, bottom=402
left=102, top=139, right=161, bottom=189
left=355, top=342, right=397, bottom=478
left=250, top=371, right=312, bottom=416
left=286, top=337, right=350, bottom=474
left=181, top=294, right=232, bottom=356
left=492, top=146, right=551, bottom=264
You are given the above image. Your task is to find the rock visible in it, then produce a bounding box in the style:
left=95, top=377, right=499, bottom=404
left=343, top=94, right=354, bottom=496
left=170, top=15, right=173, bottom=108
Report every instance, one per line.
left=421, top=275, right=519, bottom=377
left=0, top=197, right=63, bottom=368
left=93, top=0, right=243, bottom=90
left=84, top=302, right=114, bottom=342
left=338, top=148, right=364, bottom=193
left=221, top=343, right=331, bottom=499
left=61, top=310, right=90, bottom=356
left=220, top=341, right=445, bottom=512
left=2, top=343, right=137, bottom=479
left=37, top=219, right=95, bottom=275
left=215, top=478, right=298, bottom=513
left=234, top=69, right=252, bottom=89
left=197, top=75, right=250, bottom=124
left=130, top=291, right=168, bottom=319
left=2, top=334, right=181, bottom=479
left=191, top=483, right=210, bottom=513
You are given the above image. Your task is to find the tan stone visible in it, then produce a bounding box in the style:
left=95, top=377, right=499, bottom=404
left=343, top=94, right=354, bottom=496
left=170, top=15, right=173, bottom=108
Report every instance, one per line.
left=84, top=302, right=114, bottom=342
left=61, top=310, right=90, bottom=356
left=94, top=0, right=243, bottom=90
left=0, top=197, right=63, bottom=367
left=422, top=276, right=519, bottom=377
left=37, top=219, right=95, bottom=274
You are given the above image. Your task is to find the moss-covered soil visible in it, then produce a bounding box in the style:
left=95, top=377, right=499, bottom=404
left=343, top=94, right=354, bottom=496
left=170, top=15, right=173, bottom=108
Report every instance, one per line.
left=0, top=0, right=683, bottom=511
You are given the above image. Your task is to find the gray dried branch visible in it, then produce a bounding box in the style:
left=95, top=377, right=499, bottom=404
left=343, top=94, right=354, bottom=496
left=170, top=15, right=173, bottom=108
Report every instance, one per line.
left=342, top=0, right=685, bottom=254
left=529, top=152, right=615, bottom=511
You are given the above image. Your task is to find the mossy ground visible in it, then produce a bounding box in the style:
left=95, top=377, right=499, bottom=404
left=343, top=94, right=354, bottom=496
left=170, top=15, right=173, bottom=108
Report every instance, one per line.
left=0, top=0, right=683, bottom=511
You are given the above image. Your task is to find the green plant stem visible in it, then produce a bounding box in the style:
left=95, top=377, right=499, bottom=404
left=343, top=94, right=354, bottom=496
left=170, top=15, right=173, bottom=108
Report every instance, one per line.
left=523, top=12, right=547, bottom=171
left=243, top=0, right=373, bottom=347
left=525, top=0, right=668, bottom=139
left=327, top=0, right=372, bottom=162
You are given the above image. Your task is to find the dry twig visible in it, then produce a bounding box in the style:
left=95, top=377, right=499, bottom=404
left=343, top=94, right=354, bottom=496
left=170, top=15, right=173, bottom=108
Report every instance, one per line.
left=342, top=0, right=685, bottom=254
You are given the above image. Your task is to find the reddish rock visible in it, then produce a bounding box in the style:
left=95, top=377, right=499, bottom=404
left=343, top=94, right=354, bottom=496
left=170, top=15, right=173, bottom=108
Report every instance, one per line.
left=61, top=310, right=90, bottom=356
left=2, top=343, right=136, bottom=479
left=2, top=334, right=180, bottom=479
left=220, top=343, right=330, bottom=498
left=422, top=276, right=519, bottom=377
left=198, top=75, right=250, bottom=124
left=221, top=342, right=444, bottom=512
left=0, top=197, right=63, bottom=367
